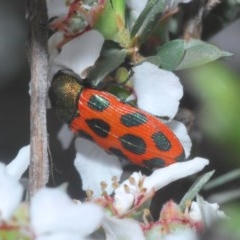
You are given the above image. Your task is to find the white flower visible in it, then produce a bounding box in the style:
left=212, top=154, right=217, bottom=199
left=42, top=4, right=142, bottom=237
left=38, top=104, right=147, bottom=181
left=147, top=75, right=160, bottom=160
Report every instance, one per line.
left=52, top=30, right=104, bottom=78
left=144, top=157, right=209, bottom=191
left=0, top=163, right=23, bottom=220
left=57, top=124, right=74, bottom=150
left=74, top=138, right=122, bottom=197
left=189, top=195, right=226, bottom=228
left=127, top=0, right=193, bottom=19
left=126, top=0, right=147, bottom=18
left=132, top=62, right=183, bottom=119
left=113, top=172, right=143, bottom=214
left=166, top=120, right=192, bottom=158
left=6, top=145, right=30, bottom=180
left=0, top=145, right=29, bottom=220
left=163, top=229, right=198, bottom=240
left=30, top=187, right=104, bottom=238
left=36, top=232, right=82, bottom=240
left=48, top=32, right=64, bottom=64
left=46, top=0, right=69, bottom=19
left=113, top=158, right=209, bottom=214
left=102, top=215, right=145, bottom=240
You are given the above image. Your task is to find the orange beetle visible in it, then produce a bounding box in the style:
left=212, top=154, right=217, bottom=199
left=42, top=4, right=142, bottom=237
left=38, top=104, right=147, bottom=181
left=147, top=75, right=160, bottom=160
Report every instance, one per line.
left=49, top=70, right=185, bottom=169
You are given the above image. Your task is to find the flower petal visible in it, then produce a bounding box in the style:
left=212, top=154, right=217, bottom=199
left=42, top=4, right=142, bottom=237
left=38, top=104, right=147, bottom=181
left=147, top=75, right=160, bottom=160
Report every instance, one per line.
left=46, top=0, right=69, bottom=19
left=113, top=158, right=208, bottom=215
left=113, top=172, right=143, bottom=214
left=48, top=32, right=65, bottom=82
left=132, top=62, right=183, bottom=118
left=144, top=157, right=209, bottom=192
left=54, top=30, right=104, bottom=78
left=0, top=163, right=23, bottom=220
left=126, top=0, right=147, bottom=18
left=163, top=229, right=198, bottom=240
left=48, top=32, right=63, bottom=62
left=102, top=215, right=145, bottom=240
left=74, top=138, right=122, bottom=197
left=166, top=120, right=192, bottom=158
left=36, top=232, right=83, bottom=240
left=189, top=195, right=226, bottom=228
left=31, top=187, right=104, bottom=236
left=6, top=145, right=30, bottom=180
left=57, top=124, right=74, bottom=150
left=127, top=0, right=192, bottom=20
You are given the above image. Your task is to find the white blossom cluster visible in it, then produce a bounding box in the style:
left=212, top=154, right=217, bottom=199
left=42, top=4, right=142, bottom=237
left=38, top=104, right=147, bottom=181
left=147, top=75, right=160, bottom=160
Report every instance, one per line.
left=0, top=1, right=226, bottom=239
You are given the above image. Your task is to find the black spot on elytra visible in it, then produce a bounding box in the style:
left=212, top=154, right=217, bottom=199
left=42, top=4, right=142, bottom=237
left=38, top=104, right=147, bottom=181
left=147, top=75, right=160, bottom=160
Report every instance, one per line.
left=108, top=147, right=128, bottom=160
left=85, top=118, right=110, bottom=138
left=152, top=131, right=171, bottom=151
left=120, top=112, right=147, bottom=127
left=175, top=151, right=186, bottom=162
left=78, top=130, right=94, bottom=142
left=143, top=158, right=165, bottom=168
left=119, top=134, right=146, bottom=155
left=87, top=95, right=110, bottom=112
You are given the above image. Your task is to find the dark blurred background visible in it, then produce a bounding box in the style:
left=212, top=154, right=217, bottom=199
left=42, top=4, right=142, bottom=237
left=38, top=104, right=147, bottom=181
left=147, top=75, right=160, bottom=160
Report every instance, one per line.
left=0, top=0, right=81, bottom=197
left=0, top=0, right=240, bottom=238
left=0, top=0, right=29, bottom=161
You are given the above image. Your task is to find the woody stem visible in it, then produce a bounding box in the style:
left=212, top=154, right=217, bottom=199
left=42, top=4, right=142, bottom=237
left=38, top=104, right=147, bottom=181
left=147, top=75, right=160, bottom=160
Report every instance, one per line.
left=26, top=0, right=49, bottom=199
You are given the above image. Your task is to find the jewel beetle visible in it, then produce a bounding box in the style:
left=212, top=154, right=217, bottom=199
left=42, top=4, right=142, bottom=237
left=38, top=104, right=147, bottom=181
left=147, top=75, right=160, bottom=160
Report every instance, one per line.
left=49, top=70, right=185, bottom=169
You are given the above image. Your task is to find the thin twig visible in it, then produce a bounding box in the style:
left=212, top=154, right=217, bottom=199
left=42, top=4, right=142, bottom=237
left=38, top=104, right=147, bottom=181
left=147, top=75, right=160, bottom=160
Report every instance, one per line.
left=183, top=0, right=221, bottom=40
left=26, top=0, right=49, bottom=198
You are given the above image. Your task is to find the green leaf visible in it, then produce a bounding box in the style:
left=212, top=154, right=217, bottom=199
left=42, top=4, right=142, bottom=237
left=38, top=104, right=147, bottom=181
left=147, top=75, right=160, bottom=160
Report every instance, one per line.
left=144, top=55, right=162, bottom=66
left=93, top=0, right=126, bottom=41
left=105, top=86, right=131, bottom=101
left=176, top=39, right=232, bottom=70
left=179, top=171, right=215, bottom=211
left=157, top=39, right=185, bottom=70
left=130, top=0, right=166, bottom=45
left=0, top=230, right=30, bottom=240
left=88, top=44, right=127, bottom=86
left=204, top=169, right=240, bottom=191
left=130, top=0, right=157, bottom=37
left=111, top=0, right=126, bottom=21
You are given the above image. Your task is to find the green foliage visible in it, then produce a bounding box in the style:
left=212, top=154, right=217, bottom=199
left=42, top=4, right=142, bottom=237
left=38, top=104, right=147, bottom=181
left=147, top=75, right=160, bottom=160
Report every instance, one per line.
left=93, top=0, right=127, bottom=42
left=204, top=169, right=240, bottom=191
left=220, top=203, right=240, bottom=238
left=145, top=39, right=230, bottom=71
left=87, top=42, right=127, bottom=86
left=91, top=1, right=231, bottom=73
left=179, top=171, right=215, bottom=210
left=0, top=230, right=30, bottom=240
left=156, top=39, right=185, bottom=70
left=188, top=62, right=240, bottom=153
left=176, top=40, right=232, bottom=70
left=130, top=0, right=166, bottom=45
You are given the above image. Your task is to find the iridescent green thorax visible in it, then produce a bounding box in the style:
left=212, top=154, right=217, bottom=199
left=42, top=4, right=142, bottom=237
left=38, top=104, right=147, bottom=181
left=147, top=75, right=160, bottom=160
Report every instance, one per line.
left=49, top=71, right=83, bottom=123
